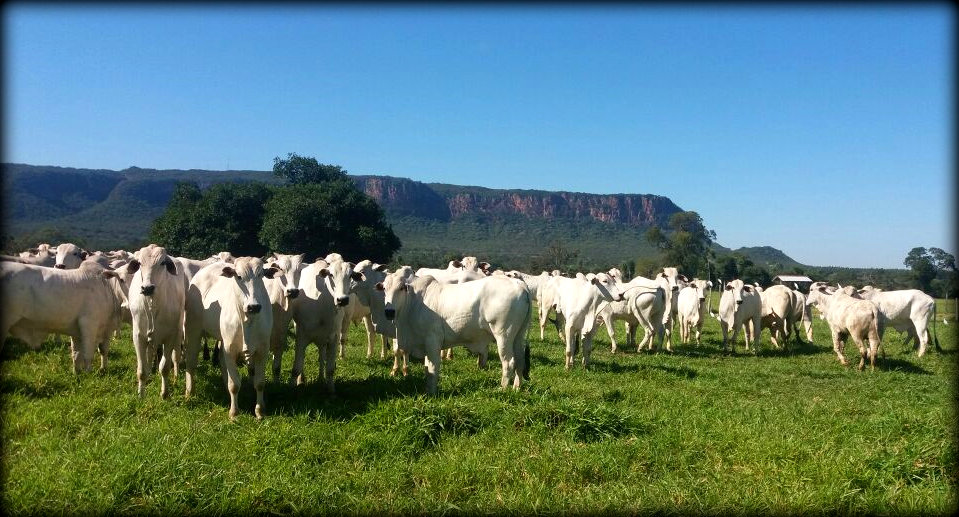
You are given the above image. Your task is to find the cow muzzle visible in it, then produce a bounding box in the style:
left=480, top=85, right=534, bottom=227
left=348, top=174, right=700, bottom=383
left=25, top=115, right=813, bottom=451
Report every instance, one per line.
left=735, top=300, right=743, bottom=305
left=286, top=288, right=300, bottom=299
left=54, top=264, right=65, bottom=269
left=336, top=296, right=350, bottom=307
left=245, top=303, right=262, bottom=314
left=384, top=308, right=395, bottom=320
left=699, top=296, right=706, bottom=302
left=141, top=284, right=156, bottom=296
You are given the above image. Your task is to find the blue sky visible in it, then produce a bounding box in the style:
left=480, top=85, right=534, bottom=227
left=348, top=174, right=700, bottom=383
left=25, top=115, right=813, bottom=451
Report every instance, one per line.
left=4, top=4, right=953, bottom=269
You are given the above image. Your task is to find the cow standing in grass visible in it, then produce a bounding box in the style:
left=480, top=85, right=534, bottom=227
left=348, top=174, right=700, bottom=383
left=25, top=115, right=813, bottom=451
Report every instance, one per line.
left=184, top=257, right=276, bottom=420
left=126, top=244, right=186, bottom=399
left=379, top=272, right=531, bottom=394
left=718, top=279, right=762, bottom=353
left=806, top=285, right=882, bottom=370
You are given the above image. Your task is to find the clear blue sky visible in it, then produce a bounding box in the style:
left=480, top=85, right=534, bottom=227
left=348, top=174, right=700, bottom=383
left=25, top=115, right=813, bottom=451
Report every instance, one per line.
left=4, top=4, right=953, bottom=269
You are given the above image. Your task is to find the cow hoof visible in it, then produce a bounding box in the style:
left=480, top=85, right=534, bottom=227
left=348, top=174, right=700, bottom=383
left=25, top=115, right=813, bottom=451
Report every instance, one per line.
left=255, top=406, right=263, bottom=420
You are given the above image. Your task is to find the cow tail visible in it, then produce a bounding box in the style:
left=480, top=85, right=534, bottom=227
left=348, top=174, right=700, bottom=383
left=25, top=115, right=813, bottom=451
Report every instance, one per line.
left=521, top=287, right=533, bottom=381
left=932, top=302, right=942, bottom=353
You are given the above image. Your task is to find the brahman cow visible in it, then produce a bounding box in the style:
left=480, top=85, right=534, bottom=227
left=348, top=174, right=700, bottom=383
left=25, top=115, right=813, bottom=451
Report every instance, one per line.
left=126, top=244, right=186, bottom=398
left=379, top=272, right=531, bottom=394
left=718, top=279, right=762, bottom=353
left=183, top=257, right=277, bottom=420
left=856, top=286, right=939, bottom=356
left=676, top=279, right=712, bottom=345
left=551, top=272, right=624, bottom=369
left=1, top=261, right=127, bottom=372
left=806, top=285, right=882, bottom=370
left=263, top=253, right=306, bottom=380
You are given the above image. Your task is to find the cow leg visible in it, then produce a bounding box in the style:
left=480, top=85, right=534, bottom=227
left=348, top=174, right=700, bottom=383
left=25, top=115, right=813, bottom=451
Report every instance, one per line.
left=323, top=339, right=337, bottom=395
left=914, top=320, right=930, bottom=357
left=291, top=332, right=310, bottom=386
left=513, top=334, right=527, bottom=389
left=222, top=353, right=241, bottom=421
left=581, top=332, right=594, bottom=369
left=424, top=343, right=442, bottom=395
left=662, top=317, right=673, bottom=352
left=627, top=321, right=637, bottom=348
left=183, top=329, right=202, bottom=398
left=496, top=336, right=515, bottom=389
left=202, top=337, right=210, bottom=361
left=832, top=331, right=848, bottom=366
left=132, top=328, right=151, bottom=396
left=338, top=320, right=348, bottom=359
left=380, top=335, right=390, bottom=359
left=563, top=325, right=577, bottom=370
left=98, top=339, right=110, bottom=373
left=603, top=315, right=619, bottom=354
left=477, top=343, right=489, bottom=369
left=362, top=316, right=376, bottom=358
left=158, top=341, right=174, bottom=400
left=253, top=352, right=267, bottom=420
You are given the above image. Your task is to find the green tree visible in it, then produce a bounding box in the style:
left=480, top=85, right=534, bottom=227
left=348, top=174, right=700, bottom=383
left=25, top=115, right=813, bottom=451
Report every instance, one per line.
left=645, top=211, right=716, bottom=278
left=272, top=153, right=347, bottom=185
left=149, top=181, right=272, bottom=258
left=903, top=247, right=938, bottom=294
left=259, top=182, right=401, bottom=263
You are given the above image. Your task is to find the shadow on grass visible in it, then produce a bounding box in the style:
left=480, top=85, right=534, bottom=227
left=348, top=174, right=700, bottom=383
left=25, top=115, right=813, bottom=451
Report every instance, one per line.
left=586, top=360, right=698, bottom=379
left=0, top=375, right=70, bottom=399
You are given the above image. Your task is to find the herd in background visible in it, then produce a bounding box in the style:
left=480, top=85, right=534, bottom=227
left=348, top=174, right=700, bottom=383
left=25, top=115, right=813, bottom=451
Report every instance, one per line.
left=0, top=243, right=943, bottom=420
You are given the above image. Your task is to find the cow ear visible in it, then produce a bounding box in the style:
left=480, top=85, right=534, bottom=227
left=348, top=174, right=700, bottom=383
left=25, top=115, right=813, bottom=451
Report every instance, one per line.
left=351, top=271, right=365, bottom=281
left=743, top=285, right=752, bottom=292
left=264, top=264, right=282, bottom=279
left=221, top=266, right=237, bottom=278
left=659, top=272, right=667, bottom=278
left=126, top=259, right=141, bottom=274
left=590, top=277, right=601, bottom=285
left=724, top=283, right=733, bottom=291
left=102, top=270, right=119, bottom=280
left=373, top=263, right=388, bottom=272
left=451, top=260, right=463, bottom=268
left=375, top=282, right=385, bottom=291
left=679, top=275, right=689, bottom=282
left=79, top=250, right=89, bottom=260
left=164, top=258, right=177, bottom=275
left=707, top=281, right=713, bottom=288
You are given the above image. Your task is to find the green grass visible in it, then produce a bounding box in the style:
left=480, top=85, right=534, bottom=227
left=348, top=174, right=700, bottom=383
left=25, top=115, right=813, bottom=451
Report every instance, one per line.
left=2, top=300, right=957, bottom=515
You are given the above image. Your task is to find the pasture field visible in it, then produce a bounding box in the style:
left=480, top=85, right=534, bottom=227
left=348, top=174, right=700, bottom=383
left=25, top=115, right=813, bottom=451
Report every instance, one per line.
left=2, top=299, right=956, bottom=515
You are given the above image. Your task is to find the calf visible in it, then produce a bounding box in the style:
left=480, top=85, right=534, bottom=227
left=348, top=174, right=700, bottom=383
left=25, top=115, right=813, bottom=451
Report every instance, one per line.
left=184, top=258, right=276, bottom=420
left=379, top=273, right=531, bottom=394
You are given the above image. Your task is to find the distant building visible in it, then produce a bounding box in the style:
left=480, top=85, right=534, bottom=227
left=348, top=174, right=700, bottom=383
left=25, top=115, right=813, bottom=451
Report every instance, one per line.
left=773, top=274, right=814, bottom=292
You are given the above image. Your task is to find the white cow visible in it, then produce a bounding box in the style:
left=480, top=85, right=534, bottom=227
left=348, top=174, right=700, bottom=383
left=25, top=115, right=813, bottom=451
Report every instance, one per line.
left=379, top=272, right=531, bottom=394
left=657, top=267, right=689, bottom=349
left=1, top=261, right=127, bottom=372
left=53, top=243, right=88, bottom=269
left=806, top=285, right=882, bottom=370
left=757, top=284, right=795, bottom=349
left=289, top=257, right=359, bottom=392
left=855, top=285, right=939, bottom=356
left=596, top=275, right=664, bottom=353
left=552, top=273, right=624, bottom=369
left=718, top=279, right=763, bottom=353
left=353, top=264, right=419, bottom=376
left=677, top=279, right=713, bottom=345
left=183, top=257, right=276, bottom=420
left=504, top=270, right=551, bottom=304
left=126, top=244, right=187, bottom=399
left=263, top=253, right=306, bottom=380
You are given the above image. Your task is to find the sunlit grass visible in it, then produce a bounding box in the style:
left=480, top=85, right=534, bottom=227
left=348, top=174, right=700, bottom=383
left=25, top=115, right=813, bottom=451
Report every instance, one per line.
left=2, top=300, right=956, bottom=515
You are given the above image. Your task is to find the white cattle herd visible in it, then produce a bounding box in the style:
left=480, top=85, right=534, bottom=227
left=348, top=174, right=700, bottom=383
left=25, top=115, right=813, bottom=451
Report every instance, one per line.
left=0, top=243, right=943, bottom=420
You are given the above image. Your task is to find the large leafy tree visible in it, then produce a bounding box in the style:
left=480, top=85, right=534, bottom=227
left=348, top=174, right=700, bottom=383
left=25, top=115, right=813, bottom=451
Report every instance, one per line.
left=259, top=155, right=401, bottom=263
left=645, top=211, right=717, bottom=278
left=149, top=181, right=272, bottom=258
left=903, top=247, right=938, bottom=294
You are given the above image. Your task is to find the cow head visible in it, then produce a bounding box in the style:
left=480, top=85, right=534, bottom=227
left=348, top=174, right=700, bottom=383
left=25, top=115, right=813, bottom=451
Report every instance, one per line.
left=266, top=253, right=306, bottom=299
left=127, top=244, right=177, bottom=297
left=723, top=279, right=755, bottom=306
left=590, top=272, right=624, bottom=302
left=54, top=243, right=87, bottom=269
left=690, top=279, right=712, bottom=302
left=318, top=257, right=356, bottom=307
left=659, top=267, right=687, bottom=292
left=377, top=269, right=415, bottom=321
left=219, top=257, right=273, bottom=316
